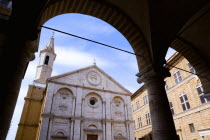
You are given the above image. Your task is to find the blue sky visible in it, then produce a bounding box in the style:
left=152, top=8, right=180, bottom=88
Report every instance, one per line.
left=6, top=13, right=176, bottom=140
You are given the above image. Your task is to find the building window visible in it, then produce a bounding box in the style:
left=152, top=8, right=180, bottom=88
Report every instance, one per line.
left=138, top=116, right=142, bottom=128
left=132, top=105, right=134, bottom=112
left=180, top=93, right=190, bottom=111
left=136, top=100, right=140, bottom=109
left=189, top=123, right=195, bottom=133
left=165, top=80, right=169, bottom=90
left=197, top=86, right=210, bottom=104
left=169, top=101, right=174, bottom=115
left=146, top=113, right=151, bottom=125
left=174, top=71, right=182, bottom=84
left=188, top=63, right=195, bottom=73
left=143, top=95, right=148, bottom=105
left=44, top=55, right=49, bottom=65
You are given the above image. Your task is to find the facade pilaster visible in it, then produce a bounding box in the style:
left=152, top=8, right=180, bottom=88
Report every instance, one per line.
left=137, top=65, right=178, bottom=140
left=47, top=118, right=53, bottom=140
left=70, top=120, right=74, bottom=140
left=39, top=117, right=50, bottom=140
left=72, top=96, right=76, bottom=117
left=129, top=122, right=134, bottom=140
left=73, top=120, right=81, bottom=140
left=124, top=104, right=128, bottom=120
left=125, top=122, right=130, bottom=140
left=81, top=98, right=85, bottom=117
left=106, top=122, right=112, bottom=140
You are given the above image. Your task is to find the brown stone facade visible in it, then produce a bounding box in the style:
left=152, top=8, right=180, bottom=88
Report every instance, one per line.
left=132, top=53, right=210, bottom=140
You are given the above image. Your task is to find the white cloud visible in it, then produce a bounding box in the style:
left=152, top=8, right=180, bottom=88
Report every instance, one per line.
left=54, top=46, right=112, bottom=68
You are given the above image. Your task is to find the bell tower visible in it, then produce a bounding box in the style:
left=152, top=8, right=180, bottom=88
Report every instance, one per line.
left=34, top=36, right=56, bottom=84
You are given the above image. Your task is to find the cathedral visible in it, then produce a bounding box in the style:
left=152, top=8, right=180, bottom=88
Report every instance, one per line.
left=15, top=36, right=134, bottom=140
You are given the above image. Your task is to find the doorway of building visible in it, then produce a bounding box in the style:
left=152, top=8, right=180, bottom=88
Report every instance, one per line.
left=87, top=134, right=98, bottom=140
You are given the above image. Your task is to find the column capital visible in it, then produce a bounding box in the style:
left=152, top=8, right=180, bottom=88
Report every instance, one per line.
left=136, top=65, right=170, bottom=84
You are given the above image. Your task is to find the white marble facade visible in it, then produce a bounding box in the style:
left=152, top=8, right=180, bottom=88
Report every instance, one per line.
left=39, top=65, right=134, bottom=140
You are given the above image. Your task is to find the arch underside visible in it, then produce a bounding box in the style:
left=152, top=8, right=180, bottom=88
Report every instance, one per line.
left=39, top=0, right=151, bottom=70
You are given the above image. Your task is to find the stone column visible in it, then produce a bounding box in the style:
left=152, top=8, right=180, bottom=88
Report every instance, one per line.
left=137, top=65, right=178, bottom=140
left=0, top=31, right=38, bottom=139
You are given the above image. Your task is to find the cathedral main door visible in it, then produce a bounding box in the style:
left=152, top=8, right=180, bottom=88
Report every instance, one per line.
left=87, top=134, right=98, bottom=140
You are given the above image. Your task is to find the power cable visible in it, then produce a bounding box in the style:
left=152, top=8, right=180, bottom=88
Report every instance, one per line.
left=40, top=25, right=208, bottom=79
left=41, top=25, right=144, bottom=58
left=165, top=63, right=207, bottom=79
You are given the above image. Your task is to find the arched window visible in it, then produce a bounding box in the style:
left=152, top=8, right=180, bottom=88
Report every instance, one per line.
left=44, top=55, right=49, bottom=65
left=56, top=132, right=64, bottom=136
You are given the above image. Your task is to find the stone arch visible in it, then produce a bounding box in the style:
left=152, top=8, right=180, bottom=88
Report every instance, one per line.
left=170, top=39, right=210, bottom=99
left=54, top=87, right=74, bottom=96
left=84, top=121, right=101, bottom=130
left=112, top=96, right=125, bottom=103
left=53, top=129, right=67, bottom=136
left=53, top=88, right=74, bottom=115
left=111, top=96, right=125, bottom=120
left=38, top=0, right=151, bottom=70
left=88, top=124, right=97, bottom=129
left=83, top=92, right=103, bottom=101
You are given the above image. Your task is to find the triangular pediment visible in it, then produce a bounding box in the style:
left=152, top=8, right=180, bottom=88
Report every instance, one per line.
left=48, top=65, right=131, bottom=94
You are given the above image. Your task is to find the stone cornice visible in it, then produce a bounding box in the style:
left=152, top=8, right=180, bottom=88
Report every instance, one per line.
left=42, top=113, right=133, bottom=123
left=18, top=123, right=39, bottom=127
left=132, top=103, right=149, bottom=114
left=166, top=74, right=196, bottom=94
left=48, top=65, right=132, bottom=94
left=48, top=81, right=131, bottom=96
left=83, top=128, right=103, bottom=132
left=173, top=102, right=210, bottom=119
left=135, top=124, right=152, bottom=132
left=24, top=97, right=43, bottom=102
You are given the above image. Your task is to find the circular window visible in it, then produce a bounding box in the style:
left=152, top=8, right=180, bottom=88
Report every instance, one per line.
left=89, top=97, right=98, bottom=107
left=90, top=100, right=95, bottom=105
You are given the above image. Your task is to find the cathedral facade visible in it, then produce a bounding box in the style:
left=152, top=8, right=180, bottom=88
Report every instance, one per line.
left=16, top=37, right=134, bottom=140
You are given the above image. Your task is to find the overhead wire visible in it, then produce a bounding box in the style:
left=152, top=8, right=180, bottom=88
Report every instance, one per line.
left=40, top=25, right=207, bottom=79
left=41, top=25, right=144, bottom=58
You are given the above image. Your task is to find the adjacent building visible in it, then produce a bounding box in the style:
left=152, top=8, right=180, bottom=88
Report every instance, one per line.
left=131, top=52, right=210, bottom=140
left=16, top=36, right=134, bottom=140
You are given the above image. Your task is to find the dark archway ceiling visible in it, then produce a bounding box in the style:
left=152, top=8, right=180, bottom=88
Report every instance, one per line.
left=11, top=0, right=210, bottom=68
left=106, top=0, right=210, bottom=69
